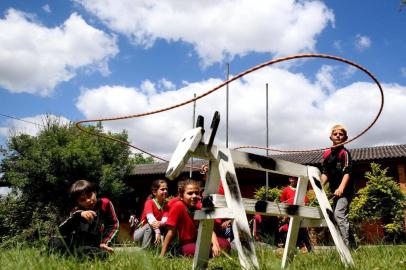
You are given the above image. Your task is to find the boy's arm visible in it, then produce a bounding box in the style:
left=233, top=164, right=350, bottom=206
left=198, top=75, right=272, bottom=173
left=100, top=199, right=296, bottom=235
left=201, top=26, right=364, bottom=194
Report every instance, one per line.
left=335, top=149, right=352, bottom=197
left=100, top=200, right=120, bottom=246
left=335, top=173, right=350, bottom=197
left=58, top=210, right=82, bottom=236
left=320, top=173, right=328, bottom=185
left=160, top=226, right=176, bottom=256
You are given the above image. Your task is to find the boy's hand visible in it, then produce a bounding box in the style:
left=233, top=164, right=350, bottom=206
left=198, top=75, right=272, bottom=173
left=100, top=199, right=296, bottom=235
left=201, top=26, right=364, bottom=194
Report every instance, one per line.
left=81, top=210, right=97, bottom=222
left=334, top=186, right=344, bottom=197
left=100, top=243, right=114, bottom=253
left=221, top=220, right=231, bottom=229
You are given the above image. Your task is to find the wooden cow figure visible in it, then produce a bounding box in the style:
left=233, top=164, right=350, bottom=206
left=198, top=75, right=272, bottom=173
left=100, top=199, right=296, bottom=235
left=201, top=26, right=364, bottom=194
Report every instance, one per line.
left=166, top=112, right=354, bottom=269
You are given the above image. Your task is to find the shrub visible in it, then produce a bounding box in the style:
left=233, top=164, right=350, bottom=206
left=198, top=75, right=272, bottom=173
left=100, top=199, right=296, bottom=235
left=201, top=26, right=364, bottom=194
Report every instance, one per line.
left=254, top=186, right=282, bottom=202
left=349, top=163, right=406, bottom=243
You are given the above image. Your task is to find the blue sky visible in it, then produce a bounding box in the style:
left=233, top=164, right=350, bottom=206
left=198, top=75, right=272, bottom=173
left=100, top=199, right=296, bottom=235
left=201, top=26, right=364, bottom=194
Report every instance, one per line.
left=0, top=0, right=406, bottom=162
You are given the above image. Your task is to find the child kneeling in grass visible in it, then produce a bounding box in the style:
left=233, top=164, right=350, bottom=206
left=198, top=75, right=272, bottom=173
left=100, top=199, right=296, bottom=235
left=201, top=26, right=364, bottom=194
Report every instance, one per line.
left=49, top=180, right=119, bottom=259
left=160, top=179, right=230, bottom=257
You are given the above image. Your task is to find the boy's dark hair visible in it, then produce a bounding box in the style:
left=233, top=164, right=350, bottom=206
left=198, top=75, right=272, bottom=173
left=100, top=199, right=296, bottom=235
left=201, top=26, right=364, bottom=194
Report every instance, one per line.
left=69, top=180, right=96, bottom=202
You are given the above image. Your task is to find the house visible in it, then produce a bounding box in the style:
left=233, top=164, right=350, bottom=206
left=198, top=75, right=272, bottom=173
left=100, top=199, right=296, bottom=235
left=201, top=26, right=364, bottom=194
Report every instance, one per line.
left=125, top=144, right=406, bottom=203
left=119, top=144, right=406, bottom=242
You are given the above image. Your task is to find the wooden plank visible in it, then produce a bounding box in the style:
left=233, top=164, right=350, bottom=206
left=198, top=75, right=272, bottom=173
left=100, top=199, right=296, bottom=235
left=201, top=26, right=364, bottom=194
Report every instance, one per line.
left=307, top=166, right=354, bottom=267
left=193, top=160, right=221, bottom=270
left=216, top=147, right=259, bottom=270
left=281, top=176, right=309, bottom=268
left=194, top=208, right=235, bottom=220
left=193, top=144, right=308, bottom=177
left=165, top=127, right=203, bottom=180
left=210, top=195, right=324, bottom=220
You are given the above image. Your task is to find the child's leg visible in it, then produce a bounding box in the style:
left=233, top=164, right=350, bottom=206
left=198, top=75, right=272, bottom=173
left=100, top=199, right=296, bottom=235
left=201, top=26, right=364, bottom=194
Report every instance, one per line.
left=216, top=237, right=231, bottom=253
left=180, top=243, right=196, bottom=256
left=132, top=224, right=153, bottom=248
left=48, top=236, right=71, bottom=255
left=333, top=196, right=350, bottom=246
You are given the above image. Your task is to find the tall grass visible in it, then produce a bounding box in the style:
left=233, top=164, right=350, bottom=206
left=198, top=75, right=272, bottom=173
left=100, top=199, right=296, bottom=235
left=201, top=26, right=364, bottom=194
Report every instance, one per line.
left=0, top=244, right=405, bottom=270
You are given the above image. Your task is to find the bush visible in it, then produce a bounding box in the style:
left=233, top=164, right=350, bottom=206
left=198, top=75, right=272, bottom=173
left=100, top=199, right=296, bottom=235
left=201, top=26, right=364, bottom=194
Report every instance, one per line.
left=349, top=163, right=406, bottom=243
left=254, top=186, right=282, bottom=201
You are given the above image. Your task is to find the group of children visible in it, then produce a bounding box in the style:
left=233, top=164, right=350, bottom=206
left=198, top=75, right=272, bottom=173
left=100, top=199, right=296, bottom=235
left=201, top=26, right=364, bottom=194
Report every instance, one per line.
left=132, top=178, right=231, bottom=257
left=50, top=124, right=355, bottom=259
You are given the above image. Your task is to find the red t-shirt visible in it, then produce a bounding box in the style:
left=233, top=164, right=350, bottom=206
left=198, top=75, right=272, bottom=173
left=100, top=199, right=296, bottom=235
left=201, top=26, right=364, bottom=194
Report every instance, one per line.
left=140, top=198, right=167, bottom=224
left=280, top=186, right=309, bottom=205
left=166, top=201, right=201, bottom=245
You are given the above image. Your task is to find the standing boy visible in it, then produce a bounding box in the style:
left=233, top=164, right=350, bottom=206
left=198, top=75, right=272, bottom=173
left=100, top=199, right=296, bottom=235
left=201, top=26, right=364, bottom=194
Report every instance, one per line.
left=321, top=125, right=354, bottom=247
left=50, top=180, right=119, bottom=259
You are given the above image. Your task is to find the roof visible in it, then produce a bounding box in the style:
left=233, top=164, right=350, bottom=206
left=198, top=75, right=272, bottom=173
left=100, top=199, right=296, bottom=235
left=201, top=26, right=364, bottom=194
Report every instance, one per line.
left=131, top=144, right=406, bottom=176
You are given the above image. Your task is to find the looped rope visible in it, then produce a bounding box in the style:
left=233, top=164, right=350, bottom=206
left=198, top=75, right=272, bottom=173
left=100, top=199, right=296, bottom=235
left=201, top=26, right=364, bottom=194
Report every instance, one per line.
left=75, top=53, right=384, bottom=161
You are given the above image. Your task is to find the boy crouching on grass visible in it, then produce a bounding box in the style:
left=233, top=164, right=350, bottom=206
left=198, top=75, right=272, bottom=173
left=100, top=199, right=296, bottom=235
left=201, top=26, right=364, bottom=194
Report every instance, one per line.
left=49, top=180, right=119, bottom=259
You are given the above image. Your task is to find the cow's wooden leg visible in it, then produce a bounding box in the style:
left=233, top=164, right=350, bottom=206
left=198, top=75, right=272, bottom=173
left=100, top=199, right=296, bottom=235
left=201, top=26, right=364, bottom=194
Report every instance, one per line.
left=307, top=166, right=354, bottom=267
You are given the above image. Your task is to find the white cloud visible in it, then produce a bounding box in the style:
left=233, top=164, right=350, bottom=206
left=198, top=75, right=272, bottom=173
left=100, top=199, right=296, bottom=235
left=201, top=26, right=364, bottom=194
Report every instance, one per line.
left=42, top=4, right=51, bottom=13
left=140, top=80, right=156, bottom=95
left=355, top=34, right=371, bottom=52
left=76, top=66, right=403, bottom=160
left=316, top=65, right=335, bottom=93
left=159, top=78, right=176, bottom=91
left=0, top=114, right=70, bottom=138
left=75, top=0, right=334, bottom=67
left=333, top=40, right=343, bottom=53
left=401, top=67, right=406, bottom=78
left=0, top=9, right=118, bottom=96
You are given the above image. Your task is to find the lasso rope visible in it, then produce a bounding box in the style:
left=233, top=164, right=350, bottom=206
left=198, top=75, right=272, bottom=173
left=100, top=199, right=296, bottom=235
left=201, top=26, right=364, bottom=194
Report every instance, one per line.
left=75, top=53, right=384, bottom=161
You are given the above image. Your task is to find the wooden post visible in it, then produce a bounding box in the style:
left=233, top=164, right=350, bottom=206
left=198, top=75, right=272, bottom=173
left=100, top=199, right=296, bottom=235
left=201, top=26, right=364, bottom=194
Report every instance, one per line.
left=281, top=176, right=309, bottom=268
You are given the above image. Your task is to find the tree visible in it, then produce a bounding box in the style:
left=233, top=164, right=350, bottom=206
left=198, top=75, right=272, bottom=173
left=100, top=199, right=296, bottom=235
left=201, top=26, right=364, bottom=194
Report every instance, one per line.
left=0, top=117, right=153, bottom=245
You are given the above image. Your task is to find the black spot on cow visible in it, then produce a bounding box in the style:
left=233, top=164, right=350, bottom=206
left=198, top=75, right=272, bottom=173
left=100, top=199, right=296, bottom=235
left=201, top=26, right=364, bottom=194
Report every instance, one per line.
left=313, top=177, right=322, bottom=190
left=225, top=172, right=241, bottom=201
left=218, top=151, right=229, bottom=162
left=202, top=195, right=214, bottom=208
left=236, top=223, right=254, bottom=255
left=255, top=200, right=267, bottom=213
left=246, top=153, right=276, bottom=171
left=181, top=137, right=186, bottom=142
left=326, top=208, right=338, bottom=226
left=286, top=204, right=299, bottom=215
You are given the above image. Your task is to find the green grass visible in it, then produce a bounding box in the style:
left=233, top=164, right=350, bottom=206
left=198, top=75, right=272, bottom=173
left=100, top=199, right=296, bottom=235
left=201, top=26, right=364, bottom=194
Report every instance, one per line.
left=0, top=245, right=405, bottom=270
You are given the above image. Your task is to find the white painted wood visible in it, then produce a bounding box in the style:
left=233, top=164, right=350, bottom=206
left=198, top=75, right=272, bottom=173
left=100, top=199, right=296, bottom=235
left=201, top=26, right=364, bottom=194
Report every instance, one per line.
left=195, top=195, right=328, bottom=226
left=209, top=195, right=324, bottom=220
left=166, top=123, right=354, bottom=269
left=193, top=144, right=308, bottom=177
left=194, top=208, right=235, bottom=220
left=165, top=127, right=203, bottom=180
left=281, top=177, right=309, bottom=268
left=216, top=147, right=259, bottom=270
left=193, top=161, right=221, bottom=270
left=307, top=166, right=354, bottom=267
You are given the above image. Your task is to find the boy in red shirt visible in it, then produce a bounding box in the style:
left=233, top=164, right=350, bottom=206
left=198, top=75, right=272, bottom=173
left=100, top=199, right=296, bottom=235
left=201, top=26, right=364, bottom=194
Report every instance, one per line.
left=321, top=124, right=354, bottom=247
left=278, top=177, right=312, bottom=252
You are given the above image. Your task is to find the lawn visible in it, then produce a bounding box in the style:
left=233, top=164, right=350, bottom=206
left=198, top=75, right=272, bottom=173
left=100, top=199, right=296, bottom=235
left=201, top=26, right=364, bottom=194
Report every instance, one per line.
left=0, top=244, right=405, bottom=270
